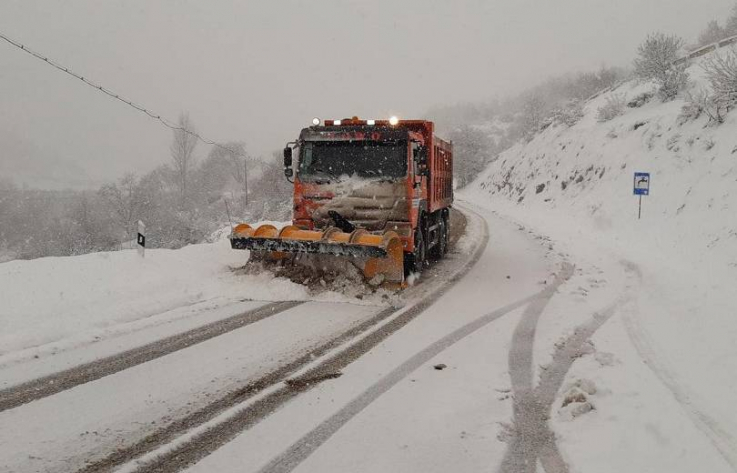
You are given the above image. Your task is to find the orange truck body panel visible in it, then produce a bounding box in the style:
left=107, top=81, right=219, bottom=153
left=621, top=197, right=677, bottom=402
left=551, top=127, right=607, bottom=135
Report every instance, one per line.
left=293, top=118, right=453, bottom=254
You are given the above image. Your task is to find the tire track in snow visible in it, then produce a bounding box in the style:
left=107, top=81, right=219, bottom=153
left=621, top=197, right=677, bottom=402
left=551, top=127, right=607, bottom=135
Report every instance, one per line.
left=0, top=301, right=302, bottom=413
left=499, top=262, right=633, bottom=473
left=620, top=261, right=737, bottom=471
left=76, top=303, right=402, bottom=473
left=497, top=262, right=575, bottom=473
left=255, top=266, right=574, bottom=473
left=255, top=298, right=534, bottom=473
left=502, top=300, right=625, bottom=473
left=104, top=205, right=489, bottom=473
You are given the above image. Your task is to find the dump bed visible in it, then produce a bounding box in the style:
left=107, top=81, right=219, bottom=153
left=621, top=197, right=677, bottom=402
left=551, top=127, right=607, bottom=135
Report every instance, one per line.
left=398, top=120, right=453, bottom=213
left=429, top=134, right=453, bottom=212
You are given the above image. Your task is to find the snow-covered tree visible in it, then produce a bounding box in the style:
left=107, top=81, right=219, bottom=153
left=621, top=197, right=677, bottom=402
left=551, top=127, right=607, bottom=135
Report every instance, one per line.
left=634, top=33, right=688, bottom=101
left=552, top=100, right=584, bottom=126
left=702, top=48, right=737, bottom=121
left=597, top=94, right=626, bottom=122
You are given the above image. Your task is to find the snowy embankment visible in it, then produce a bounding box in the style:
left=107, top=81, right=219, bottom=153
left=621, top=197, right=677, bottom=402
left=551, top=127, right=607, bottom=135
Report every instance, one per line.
left=464, top=51, right=737, bottom=470
left=0, top=224, right=384, bottom=360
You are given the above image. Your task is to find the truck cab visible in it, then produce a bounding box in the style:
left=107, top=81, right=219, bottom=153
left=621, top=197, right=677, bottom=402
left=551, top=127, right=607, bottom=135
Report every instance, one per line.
left=284, top=117, right=453, bottom=274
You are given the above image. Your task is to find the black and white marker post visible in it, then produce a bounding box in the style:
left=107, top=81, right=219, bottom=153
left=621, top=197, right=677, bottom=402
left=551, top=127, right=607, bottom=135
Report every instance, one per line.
left=137, top=220, right=146, bottom=257
left=633, top=172, right=650, bottom=219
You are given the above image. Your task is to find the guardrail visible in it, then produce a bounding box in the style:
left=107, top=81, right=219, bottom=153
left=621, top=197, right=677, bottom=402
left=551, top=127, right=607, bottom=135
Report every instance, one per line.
left=674, top=34, right=737, bottom=65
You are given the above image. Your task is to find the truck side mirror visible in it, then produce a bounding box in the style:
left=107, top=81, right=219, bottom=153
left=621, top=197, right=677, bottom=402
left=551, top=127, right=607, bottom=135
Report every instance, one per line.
left=283, top=147, right=292, bottom=167
left=284, top=168, right=293, bottom=178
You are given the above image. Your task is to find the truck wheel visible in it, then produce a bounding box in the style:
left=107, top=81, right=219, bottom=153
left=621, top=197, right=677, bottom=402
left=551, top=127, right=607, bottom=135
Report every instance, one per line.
left=437, top=215, right=448, bottom=258
left=429, top=212, right=448, bottom=261
left=406, top=229, right=426, bottom=276
left=443, top=212, right=450, bottom=250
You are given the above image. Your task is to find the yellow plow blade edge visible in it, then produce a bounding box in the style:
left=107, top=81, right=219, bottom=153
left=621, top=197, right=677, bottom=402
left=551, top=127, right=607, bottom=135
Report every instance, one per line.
left=230, top=224, right=405, bottom=287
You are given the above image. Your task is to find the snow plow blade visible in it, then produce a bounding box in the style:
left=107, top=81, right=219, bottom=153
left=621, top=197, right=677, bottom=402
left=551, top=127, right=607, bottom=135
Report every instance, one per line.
left=230, top=224, right=405, bottom=286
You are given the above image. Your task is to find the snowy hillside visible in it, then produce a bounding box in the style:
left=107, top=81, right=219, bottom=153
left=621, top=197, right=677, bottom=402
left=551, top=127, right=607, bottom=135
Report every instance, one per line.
left=463, top=49, right=737, bottom=470
left=468, top=53, right=737, bottom=278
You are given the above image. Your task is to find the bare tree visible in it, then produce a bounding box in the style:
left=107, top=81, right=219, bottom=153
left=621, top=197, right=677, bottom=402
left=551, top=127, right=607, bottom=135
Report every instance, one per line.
left=170, top=113, right=198, bottom=207
left=449, top=125, right=494, bottom=188
left=206, top=142, right=248, bottom=205
left=99, top=173, right=144, bottom=241
left=519, top=93, right=547, bottom=139
left=634, top=33, right=688, bottom=101
left=248, top=152, right=294, bottom=220
left=728, top=3, right=737, bottom=35
left=213, top=142, right=248, bottom=184
left=698, top=20, right=728, bottom=48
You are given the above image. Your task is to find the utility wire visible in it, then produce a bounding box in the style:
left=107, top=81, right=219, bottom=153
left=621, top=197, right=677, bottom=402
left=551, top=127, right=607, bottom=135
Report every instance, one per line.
left=0, top=30, right=240, bottom=155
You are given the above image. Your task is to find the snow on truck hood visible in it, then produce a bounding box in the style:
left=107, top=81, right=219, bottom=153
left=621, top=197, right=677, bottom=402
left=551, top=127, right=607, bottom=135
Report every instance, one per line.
left=302, top=176, right=409, bottom=231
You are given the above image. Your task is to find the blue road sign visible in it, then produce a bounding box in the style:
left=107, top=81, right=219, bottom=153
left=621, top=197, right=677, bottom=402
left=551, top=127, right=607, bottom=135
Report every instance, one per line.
left=634, top=172, right=650, bottom=196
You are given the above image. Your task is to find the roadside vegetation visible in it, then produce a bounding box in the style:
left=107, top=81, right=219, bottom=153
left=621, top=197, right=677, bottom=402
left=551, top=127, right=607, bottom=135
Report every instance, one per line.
left=0, top=114, right=291, bottom=261
left=433, top=1, right=737, bottom=190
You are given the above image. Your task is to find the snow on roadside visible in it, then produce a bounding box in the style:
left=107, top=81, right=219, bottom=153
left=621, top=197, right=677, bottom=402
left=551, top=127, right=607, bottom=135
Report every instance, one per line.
left=0, top=239, right=299, bottom=357
left=553, top=315, right=733, bottom=473
left=0, top=221, right=394, bottom=359
left=453, top=203, right=485, bottom=255
left=463, top=50, right=737, bottom=471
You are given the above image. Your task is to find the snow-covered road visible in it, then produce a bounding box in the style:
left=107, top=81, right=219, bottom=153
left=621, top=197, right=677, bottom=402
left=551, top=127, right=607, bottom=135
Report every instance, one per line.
left=1, top=203, right=735, bottom=473
left=181, top=202, right=736, bottom=473
left=182, top=202, right=570, bottom=473
left=0, top=300, right=390, bottom=472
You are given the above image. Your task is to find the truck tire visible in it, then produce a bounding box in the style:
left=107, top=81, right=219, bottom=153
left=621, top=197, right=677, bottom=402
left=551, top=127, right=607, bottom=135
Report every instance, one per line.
left=443, top=212, right=450, bottom=251
left=405, top=229, right=426, bottom=276
left=429, top=211, right=448, bottom=261
left=436, top=214, right=448, bottom=258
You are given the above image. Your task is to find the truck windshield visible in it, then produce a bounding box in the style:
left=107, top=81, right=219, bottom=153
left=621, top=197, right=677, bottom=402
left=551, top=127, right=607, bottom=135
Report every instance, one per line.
left=298, top=141, right=407, bottom=182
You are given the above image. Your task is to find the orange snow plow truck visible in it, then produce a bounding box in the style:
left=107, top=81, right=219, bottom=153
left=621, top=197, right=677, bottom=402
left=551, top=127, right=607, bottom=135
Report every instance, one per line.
left=230, top=117, right=453, bottom=288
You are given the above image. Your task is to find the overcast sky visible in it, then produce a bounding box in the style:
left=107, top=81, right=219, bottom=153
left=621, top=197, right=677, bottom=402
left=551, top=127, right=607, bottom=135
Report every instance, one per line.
left=1, top=0, right=733, bottom=189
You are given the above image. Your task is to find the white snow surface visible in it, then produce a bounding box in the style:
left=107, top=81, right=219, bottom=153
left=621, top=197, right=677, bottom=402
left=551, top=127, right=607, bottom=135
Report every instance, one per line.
left=2, top=52, right=737, bottom=472
left=184, top=203, right=554, bottom=473
left=0, top=301, right=383, bottom=473
left=464, top=51, right=737, bottom=472
left=0, top=221, right=387, bottom=360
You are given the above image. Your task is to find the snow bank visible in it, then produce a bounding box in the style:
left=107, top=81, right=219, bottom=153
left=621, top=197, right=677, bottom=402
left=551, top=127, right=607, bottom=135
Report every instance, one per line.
left=0, top=238, right=307, bottom=356
left=464, top=49, right=737, bottom=468
left=467, top=52, right=737, bottom=285
left=0, top=220, right=396, bottom=357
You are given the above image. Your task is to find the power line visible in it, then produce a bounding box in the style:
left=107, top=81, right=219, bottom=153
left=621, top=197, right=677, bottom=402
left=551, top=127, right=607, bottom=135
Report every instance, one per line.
left=0, top=30, right=241, bottom=156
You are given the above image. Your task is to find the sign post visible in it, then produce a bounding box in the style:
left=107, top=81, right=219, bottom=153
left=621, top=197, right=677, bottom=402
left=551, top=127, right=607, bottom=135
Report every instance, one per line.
left=633, top=172, right=650, bottom=219
left=137, top=220, right=146, bottom=257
